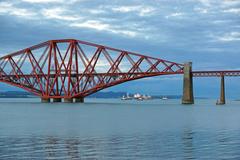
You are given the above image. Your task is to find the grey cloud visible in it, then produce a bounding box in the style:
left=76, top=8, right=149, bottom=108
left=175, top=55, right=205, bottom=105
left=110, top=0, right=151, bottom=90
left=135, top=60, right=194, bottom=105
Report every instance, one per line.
left=0, top=0, right=239, bottom=69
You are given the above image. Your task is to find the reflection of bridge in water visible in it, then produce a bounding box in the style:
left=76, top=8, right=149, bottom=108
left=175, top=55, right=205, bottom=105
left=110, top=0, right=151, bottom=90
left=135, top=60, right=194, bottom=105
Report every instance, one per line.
left=0, top=39, right=239, bottom=104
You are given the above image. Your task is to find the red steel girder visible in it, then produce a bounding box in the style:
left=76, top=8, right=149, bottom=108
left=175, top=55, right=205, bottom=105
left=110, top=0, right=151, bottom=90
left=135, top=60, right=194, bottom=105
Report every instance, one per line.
left=0, top=39, right=184, bottom=98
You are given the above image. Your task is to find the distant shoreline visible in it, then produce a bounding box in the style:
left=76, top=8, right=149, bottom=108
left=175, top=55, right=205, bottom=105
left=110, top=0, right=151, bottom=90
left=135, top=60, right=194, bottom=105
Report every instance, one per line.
left=0, top=91, right=212, bottom=99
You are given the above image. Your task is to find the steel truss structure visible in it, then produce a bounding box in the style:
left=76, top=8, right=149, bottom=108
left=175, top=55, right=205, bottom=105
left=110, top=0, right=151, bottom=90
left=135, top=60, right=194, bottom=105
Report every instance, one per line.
left=0, top=39, right=184, bottom=99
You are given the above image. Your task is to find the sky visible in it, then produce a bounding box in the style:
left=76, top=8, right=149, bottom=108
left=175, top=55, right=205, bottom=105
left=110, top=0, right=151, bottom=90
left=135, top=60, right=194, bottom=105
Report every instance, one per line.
left=0, top=0, right=240, bottom=98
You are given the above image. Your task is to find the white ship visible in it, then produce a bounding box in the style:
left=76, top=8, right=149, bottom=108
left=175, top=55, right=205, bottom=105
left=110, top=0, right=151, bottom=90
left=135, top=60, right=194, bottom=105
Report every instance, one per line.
left=142, top=95, right=152, bottom=100
left=121, top=93, right=132, bottom=100
left=161, top=96, right=168, bottom=100
left=121, top=93, right=152, bottom=101
left=134, top=93, right=142, bottom=99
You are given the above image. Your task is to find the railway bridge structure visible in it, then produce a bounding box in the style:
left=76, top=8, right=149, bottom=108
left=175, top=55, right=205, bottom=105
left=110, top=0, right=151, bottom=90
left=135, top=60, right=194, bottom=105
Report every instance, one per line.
left=0, top=39, right=238, bottom=104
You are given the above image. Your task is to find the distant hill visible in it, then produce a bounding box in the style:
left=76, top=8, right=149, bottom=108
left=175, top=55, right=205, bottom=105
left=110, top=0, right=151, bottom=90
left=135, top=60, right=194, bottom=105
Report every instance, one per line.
left=89, top=91, right=127, bottom=98
left=0, top=91, right=127, bottom=98
left=0, top=91, right=183, bottom=99
left=0, top=91, right=34, bottom=98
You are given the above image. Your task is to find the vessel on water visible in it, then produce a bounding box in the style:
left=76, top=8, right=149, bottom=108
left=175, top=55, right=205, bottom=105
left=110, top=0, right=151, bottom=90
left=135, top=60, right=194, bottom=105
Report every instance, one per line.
left=121, top=93, right=132, bottom=100
left=161, top=96, right=168, bottom=100
left=121, top=93, right=152, bottom=101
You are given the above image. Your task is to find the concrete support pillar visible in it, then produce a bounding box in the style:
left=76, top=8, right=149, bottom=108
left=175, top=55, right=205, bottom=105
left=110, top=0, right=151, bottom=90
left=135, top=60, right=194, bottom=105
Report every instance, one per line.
left=52, top=98, right=62, bottom=102
left=182, top=62, right=194, bottom=104
left=217, top=75, right=225, bottom=105
left=75, top=97, right=84, bottom=103
left=64, top=98, right=73, bottom=103
left=41, top=97, right=50, bottom=103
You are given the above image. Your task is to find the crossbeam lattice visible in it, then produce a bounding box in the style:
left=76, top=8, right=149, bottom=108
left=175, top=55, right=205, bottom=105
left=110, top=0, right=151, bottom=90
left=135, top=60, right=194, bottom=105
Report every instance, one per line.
left=0, top=39, right=184, bottom=98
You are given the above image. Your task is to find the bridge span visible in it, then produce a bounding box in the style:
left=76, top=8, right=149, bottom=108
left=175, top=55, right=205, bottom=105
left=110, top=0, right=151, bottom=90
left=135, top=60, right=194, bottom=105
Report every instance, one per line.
left=0, top=39, right=239, bottom=105
left=192, top=70, right=240, bottom=105
left=193, top=70, right=240, bottom=77
left=182, top=63, right=240, bottom=105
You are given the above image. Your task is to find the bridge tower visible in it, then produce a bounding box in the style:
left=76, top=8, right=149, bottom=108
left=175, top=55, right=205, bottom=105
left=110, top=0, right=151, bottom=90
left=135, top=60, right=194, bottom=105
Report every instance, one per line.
left=182, top=62, right=194, bottom=104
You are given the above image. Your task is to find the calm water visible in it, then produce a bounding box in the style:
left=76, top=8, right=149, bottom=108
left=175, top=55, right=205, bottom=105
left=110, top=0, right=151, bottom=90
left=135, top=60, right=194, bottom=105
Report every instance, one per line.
left=0, top=98, right=240, bottom=159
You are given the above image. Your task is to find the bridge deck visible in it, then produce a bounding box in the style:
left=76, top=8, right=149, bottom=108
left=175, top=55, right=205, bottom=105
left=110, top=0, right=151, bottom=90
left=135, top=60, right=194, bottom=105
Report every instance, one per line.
left=192, top=70, right=240, bottom=77
left=1, top=70, right=240, bottom=78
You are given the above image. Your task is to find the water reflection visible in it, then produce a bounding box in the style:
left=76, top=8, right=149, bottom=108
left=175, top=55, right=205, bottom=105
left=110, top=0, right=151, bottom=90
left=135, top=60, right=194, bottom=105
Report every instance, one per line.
left=1, top=131, right=240, bottom=159
left=65, top=139, right=80, bottom=159
left=45, top=137, right=58, bottom=159
left=182, top=128, right=195, bottom=160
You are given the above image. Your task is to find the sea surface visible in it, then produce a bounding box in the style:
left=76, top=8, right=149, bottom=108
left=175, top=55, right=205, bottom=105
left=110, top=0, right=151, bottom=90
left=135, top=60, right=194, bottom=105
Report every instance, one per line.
left=0, top=98, right=240, bottom=159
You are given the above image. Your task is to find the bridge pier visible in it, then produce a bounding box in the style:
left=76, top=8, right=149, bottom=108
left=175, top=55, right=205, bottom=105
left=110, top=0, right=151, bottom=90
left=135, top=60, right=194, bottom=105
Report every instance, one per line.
left=182, top=62, right=194, bottom=104
left=52, top=98, right=62, bottom=102
left=41, top=97, right=50, bottom=103
left=75, top=97, right=84, bottom=103
left=64, top=98, right=73, bottom=103
left=217, top=75, right=225, bottom=105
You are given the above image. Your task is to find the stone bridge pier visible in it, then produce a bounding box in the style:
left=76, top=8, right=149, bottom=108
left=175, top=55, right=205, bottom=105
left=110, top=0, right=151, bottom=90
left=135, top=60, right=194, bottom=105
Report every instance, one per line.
left=182, top=62, right=194, bottom=104
left=216, top=75, right=225, bottom=105
left=41, top=97, right=85, bottom=103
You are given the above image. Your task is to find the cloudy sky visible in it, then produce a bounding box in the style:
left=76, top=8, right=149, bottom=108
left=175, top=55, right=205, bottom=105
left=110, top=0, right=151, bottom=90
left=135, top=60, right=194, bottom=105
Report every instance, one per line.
left=0, top=0, right=240, bottom=98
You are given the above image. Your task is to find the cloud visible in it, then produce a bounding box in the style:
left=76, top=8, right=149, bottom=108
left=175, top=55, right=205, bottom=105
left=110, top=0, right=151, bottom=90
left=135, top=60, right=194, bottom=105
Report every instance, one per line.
left=0, top=2, right=36, bottom=18
left=211, top=20, right=232, bottom=24
left=194, top=7, right=208, bottom=14
left=21, top=0, right=81, bottom=4
left=41, top=7, right=81, bottom=21
left=22, top=0, right=63, bottom=3
left=217, top=32, right=240, bottom=42
left=70, top=20, right=110, bottom=31
left=165, top=12, right=185, bottom=19
left=221, top=0, right=240, bottom=7
left=197, top=0, right=212, bottom=6
left=70, top=20, right=137, bottom=37
left=209, top=32, right=240, bottom=42
left=0, top=0, right=239, bottom=67
left=111, top=5, right=156, bottom=16
left=87, top=9, right=106, bottom=15
left=223, top=8, right=240, bottom=14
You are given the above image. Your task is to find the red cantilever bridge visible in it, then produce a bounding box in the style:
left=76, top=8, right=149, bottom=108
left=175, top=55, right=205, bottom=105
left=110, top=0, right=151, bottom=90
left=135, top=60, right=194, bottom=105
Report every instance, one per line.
left=0, top=39, right=239, bottom=104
